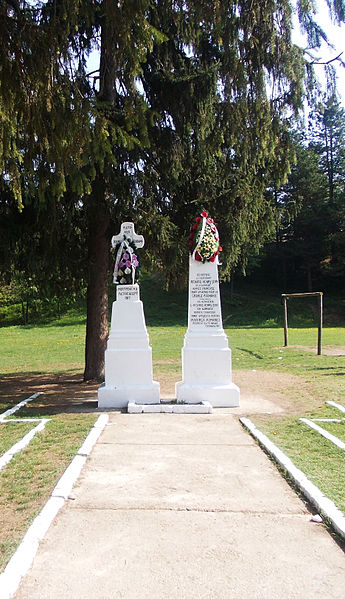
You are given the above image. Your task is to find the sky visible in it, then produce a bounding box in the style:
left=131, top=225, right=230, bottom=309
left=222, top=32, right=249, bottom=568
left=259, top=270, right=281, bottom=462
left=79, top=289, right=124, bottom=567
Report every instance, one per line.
left=292, top=1, right=345, bottom=105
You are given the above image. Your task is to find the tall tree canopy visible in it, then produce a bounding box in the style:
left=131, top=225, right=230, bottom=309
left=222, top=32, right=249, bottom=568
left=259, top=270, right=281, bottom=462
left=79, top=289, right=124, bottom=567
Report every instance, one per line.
left=1, top=0, right=345, bottom=378
left=255, top=95, right=345, bottom=292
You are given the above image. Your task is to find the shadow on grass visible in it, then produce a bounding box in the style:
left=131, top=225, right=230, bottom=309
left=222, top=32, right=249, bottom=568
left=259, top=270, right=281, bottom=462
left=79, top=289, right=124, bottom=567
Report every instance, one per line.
left=312, top=366, right=345, bottom=371
left=0, top=373, right=100, bottom=417
left=236, top=347, right=265, bottom=359
left=322, top=372, right=345, bottom=376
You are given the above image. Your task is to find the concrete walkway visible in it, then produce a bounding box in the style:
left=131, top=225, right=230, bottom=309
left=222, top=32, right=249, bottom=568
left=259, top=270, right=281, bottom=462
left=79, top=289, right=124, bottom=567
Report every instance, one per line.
left=14, top=410, right=345, bottom=599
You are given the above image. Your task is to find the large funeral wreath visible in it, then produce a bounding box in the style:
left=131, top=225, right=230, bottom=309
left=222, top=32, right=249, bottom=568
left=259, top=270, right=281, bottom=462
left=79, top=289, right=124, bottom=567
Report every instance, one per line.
left=188, top=210, right=222, bottom=263
left=112, top=237, right=140, bottom=285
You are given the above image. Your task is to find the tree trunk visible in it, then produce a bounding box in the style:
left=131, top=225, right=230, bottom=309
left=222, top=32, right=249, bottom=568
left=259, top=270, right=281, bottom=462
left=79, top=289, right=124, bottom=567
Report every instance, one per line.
left=83, top=182, right=111, bottom=381
left=307, top=262, right=313, bottom=292
left=83, top=0, right=116, bottom=381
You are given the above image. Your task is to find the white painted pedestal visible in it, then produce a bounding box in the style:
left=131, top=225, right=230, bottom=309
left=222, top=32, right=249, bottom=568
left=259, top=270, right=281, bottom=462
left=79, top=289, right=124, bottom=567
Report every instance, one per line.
left=176, top=257, right=240, bottom=407
left=98, top=285, right=160, bottom=408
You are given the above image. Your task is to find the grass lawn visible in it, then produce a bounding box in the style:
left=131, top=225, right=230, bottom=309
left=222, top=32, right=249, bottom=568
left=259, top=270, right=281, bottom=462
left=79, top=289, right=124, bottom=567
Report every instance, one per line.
left=0, top=283, right=345, bottom=571
left=0, top=320, right=98, bottom=573
left=0, top=421, right=36, bottom=455
left=0, top=411, right=97, bottom=572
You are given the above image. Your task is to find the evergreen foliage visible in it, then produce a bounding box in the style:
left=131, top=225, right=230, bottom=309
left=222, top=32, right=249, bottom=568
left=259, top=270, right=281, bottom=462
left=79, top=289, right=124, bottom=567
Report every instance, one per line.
left=254, top=96, right=345, bottom=292
left=1, top=1, right=345, bottom=377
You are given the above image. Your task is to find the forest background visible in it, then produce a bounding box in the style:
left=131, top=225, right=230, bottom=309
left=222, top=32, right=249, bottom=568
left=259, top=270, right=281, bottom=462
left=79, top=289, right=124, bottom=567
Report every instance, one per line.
left=1, top=0, right=345, bottom=379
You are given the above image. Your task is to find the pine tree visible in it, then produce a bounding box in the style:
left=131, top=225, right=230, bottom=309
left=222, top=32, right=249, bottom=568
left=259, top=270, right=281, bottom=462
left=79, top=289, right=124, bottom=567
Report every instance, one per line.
left=309, top=95, right=345, bottom=204
left=1, top=1, right=345, bottom=378
left=308, top=96, right=345, bottom=284
left=275, top=138, right=330, bottom=290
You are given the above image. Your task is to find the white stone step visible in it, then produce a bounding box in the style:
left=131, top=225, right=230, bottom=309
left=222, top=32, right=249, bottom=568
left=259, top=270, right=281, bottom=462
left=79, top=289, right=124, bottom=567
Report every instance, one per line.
left=127, top=401, right=213, bottom=414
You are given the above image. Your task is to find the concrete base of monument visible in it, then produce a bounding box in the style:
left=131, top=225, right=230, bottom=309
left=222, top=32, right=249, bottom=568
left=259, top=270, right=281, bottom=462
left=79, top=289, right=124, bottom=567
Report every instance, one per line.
left=98, top=382, right=160, bottom=409
left=127, top=401, right=213, bottom=414
left=98, top=286, right=160, bottom=409
left=175, top=381, right=240, bottom=408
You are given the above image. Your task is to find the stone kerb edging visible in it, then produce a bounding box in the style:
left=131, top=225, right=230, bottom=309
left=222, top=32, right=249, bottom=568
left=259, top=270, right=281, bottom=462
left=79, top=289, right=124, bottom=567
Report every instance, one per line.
left=300, top=418, right=345, bottom=451
left=0, top=393, right=49, bottom=472
left=326, top=400, right=345, bottom=414
left=0, top=392, right=43, bottom=421
left=0, top=413, right=109, bottom=599
left=0, top=419, right=50, bottom=471
left=240, top=417, right=345, bottom=541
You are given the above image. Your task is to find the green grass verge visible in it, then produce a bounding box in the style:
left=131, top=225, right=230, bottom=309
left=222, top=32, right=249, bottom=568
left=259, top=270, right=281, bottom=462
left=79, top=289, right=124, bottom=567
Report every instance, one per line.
left=318, top=421, right=345, bottom=442
left=0, top=409, right=97, bottom=573
left=0, top=422, right=37, bottom=455
left=252, top=402, right=345, bottom=516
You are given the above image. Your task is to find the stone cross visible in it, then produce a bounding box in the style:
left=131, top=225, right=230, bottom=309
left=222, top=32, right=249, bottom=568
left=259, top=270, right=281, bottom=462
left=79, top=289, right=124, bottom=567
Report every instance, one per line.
left=98, top=221, right=160, bottom=408
left=111, top=222, right=144, bottom=249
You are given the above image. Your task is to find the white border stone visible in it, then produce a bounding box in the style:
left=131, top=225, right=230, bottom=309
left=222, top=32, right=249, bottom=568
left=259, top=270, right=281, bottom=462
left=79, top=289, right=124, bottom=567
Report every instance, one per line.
left=240, top=417, right=345, bottom=540
left=300, top=418, right=345, bottom=451
left=326, top=401, right=345, bottom=414
left=0, top=392, right=43, bottom=422
left=0, top=419, right=50, bottom=472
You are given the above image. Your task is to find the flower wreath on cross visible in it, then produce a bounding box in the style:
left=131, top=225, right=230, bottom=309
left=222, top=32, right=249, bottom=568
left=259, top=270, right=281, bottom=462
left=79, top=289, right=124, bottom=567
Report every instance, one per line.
left=188, top=210, right=222, bottom=263
left=112, top=236, right=140, bottom=285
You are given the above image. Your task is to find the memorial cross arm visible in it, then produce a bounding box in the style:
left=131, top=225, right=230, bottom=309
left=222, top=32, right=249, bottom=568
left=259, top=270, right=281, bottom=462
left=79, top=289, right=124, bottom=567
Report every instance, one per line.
left=111, top=222, right=144, bottom=248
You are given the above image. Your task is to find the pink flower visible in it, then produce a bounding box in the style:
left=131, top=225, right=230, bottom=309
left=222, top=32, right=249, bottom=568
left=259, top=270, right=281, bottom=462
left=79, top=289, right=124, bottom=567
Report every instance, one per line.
left=123, top=253, right=129, bottom=260
left=207, top=217, right=214, bottom=224
left=125, top=260, right=132, bottom=268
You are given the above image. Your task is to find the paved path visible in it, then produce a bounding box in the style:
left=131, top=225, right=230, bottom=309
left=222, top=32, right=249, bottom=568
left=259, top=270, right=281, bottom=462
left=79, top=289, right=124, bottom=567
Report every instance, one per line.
left=15, top=410, right=345, bottom=599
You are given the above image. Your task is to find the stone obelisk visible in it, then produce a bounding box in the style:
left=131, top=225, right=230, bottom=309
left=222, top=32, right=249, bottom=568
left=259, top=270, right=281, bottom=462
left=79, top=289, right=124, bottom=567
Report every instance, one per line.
left=176, top=211, right=240, bottom=407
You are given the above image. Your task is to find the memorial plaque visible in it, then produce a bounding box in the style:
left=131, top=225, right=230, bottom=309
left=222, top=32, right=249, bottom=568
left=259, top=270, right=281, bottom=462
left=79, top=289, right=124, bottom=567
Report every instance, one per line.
left=117, top=285, right=139, bottom=302
left=189, top=271, right=222, bottom=329
left=176, top=209, right=239, bottom=407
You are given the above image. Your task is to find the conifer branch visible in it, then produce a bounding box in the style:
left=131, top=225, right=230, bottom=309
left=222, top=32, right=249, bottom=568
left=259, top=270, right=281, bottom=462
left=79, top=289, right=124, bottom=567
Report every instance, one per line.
left=310, top=52, right=344, bottom=66
left=86, top=69, right=100, bottom=78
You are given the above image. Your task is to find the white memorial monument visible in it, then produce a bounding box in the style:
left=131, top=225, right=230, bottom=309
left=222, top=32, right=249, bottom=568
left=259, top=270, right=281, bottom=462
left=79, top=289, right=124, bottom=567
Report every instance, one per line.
left=176, top=211, right=240, bottom=407
left=98, top=222, right=160, bottom=408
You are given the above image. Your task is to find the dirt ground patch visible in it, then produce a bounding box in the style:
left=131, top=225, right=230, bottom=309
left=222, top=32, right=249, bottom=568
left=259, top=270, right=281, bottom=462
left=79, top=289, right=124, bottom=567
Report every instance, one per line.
left=0, top=373, right=100, bottom=414
left=290, top=345, right=345, bottom=357
left=0, top=369, right=314, bottom=416
left=232, top=369, right=318, bottom=416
